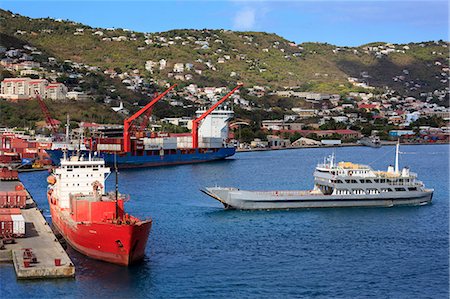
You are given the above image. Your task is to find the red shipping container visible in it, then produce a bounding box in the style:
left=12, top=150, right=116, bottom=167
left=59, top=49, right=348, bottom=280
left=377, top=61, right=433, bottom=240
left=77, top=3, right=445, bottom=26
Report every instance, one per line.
left=0, top=214, right=13, bottom=236
left=15, top=191, right=27, bottom=208
left=7, top=192, right=16, bottom=208
left=0, top=208, right=21, bottom=215
left=0, top=192, right=7, bottom=208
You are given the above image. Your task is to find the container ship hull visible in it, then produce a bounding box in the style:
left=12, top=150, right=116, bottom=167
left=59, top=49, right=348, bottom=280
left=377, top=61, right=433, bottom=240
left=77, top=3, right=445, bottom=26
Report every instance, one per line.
left=47, top=147, right=235, bottom=168
left=48, top=197, right=152, bottom=266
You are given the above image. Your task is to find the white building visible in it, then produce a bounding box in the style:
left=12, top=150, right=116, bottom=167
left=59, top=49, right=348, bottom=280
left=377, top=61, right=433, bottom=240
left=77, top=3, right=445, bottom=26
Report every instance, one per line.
left=145, top=60, right=157, bottom=73
left=159, top=59, right=167, bottom=70
left=0, top=77, right=48, bottom=101
left=173, top=63, right=184, bottom=73
left=67, top=91, right=89, bottom=101
left=45, top=83, right=68, bottom=100
left=196, top=107, right=234, bottom=139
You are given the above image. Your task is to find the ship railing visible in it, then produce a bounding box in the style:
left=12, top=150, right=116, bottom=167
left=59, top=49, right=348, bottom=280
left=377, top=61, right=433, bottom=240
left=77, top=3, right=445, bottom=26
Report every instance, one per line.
left=252, top=190, right=317, bottom=197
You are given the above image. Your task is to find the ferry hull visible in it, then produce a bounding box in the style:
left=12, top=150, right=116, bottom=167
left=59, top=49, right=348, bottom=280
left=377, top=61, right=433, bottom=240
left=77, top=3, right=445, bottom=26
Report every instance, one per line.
left=47, top=148, right=235, bottom=168
left=202, top=188, right=433, bottom=210
left=48, top=198, right=152, bottom=266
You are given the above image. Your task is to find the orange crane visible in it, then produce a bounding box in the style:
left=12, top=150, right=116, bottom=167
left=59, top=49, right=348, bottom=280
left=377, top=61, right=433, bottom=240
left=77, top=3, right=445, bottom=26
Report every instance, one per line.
left=191, top=84, right=243, bottom=148
left=123, top=84, right=177, bottom=152
left=35, top=91, right=59, bottom=135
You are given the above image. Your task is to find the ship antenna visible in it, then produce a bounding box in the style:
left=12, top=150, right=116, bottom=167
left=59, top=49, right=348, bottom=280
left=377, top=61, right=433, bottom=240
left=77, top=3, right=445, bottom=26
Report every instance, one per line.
left=65, top=114, right=70, bottom=144
left=114, top=153, right=119, bottom=219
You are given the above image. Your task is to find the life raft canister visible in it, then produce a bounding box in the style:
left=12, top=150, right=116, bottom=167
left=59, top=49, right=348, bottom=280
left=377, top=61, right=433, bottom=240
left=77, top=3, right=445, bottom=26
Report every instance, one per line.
left=47, top=175, right=56, bottom=185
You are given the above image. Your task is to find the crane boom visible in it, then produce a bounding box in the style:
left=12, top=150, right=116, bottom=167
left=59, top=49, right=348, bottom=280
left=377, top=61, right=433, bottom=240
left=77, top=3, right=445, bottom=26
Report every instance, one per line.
left=191, top=84, right=242, bottom=148
left=35, top=91, right=58, bottom=135
left=139, top=92, right=159, bottom=131
left=123, top=84, right=177, bottom=152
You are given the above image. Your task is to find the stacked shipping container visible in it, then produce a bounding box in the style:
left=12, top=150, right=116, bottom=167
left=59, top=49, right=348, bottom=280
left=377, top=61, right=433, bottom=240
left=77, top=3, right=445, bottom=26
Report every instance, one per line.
left=0, top=208, right=25, bottom=237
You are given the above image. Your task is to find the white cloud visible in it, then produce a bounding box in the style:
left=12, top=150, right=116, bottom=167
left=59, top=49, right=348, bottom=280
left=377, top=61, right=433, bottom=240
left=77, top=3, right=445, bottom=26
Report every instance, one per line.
left=233, top=8, right=256, bottom=30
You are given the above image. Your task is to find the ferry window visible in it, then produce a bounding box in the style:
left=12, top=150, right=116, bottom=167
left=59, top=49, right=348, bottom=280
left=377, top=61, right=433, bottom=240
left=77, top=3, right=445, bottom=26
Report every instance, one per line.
left=374, top=179, right=380, bottom=183
left=408, top=187, right=417, bottom=191
left=366, top=180, right=373, bottom=183
left=395, top=188, right=406, bottom=192
left=345, top=180, right=351, bottom=183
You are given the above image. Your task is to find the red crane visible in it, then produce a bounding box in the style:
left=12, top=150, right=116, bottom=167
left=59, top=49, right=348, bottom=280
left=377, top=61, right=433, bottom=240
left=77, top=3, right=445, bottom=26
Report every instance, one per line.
left=123, top=84, right=177, bottom=152
left=138, top=92, right=159, bottom=132
left=191, top=84, right=242, bottom=148
left=35, top=91, right=59, bottom=135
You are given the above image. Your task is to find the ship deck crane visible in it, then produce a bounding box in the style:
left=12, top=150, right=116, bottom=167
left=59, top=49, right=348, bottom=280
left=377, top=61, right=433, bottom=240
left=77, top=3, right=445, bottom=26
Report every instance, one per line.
left=35, top=91, right=59, bottom=135
left=191, top=84, right=242, bottom=148
left=123, top=84, right=177, bottom=152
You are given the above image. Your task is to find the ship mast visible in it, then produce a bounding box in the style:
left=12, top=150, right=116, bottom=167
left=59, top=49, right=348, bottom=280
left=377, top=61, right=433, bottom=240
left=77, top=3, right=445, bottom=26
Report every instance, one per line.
left=65, top=114, right=70, bottom=144
left=394, top=139, right=400, bottom=174
left=114, top=153, right=119, bottom=219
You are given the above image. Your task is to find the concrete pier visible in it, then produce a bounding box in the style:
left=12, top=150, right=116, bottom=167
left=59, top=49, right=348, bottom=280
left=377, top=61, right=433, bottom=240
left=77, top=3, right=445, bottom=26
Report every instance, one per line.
left=0, top=180, right=75, bottom=279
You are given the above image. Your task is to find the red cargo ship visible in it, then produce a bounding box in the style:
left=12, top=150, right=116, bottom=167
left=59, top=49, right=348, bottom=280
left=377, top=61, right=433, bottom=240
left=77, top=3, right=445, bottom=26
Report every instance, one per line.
left=47, top=153, right=152, bottom=266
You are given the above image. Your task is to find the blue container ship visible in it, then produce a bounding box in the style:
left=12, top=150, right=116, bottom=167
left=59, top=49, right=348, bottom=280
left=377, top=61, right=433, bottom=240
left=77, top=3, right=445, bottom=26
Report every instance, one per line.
left=47, top=84, right=242, bottom=169
left=46, top=146, right=235, bottom=168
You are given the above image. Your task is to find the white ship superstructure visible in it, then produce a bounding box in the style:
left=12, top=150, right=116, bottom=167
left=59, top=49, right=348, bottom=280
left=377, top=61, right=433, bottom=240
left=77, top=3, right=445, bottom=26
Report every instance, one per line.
left=50, top=153, right=109, bottom=209
left=196, top=107, right=233, bottom=139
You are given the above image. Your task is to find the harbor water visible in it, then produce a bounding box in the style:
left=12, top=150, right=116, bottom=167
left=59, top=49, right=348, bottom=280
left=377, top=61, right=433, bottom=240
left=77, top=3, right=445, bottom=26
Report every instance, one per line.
left=1, top=144, right=448, bottom=298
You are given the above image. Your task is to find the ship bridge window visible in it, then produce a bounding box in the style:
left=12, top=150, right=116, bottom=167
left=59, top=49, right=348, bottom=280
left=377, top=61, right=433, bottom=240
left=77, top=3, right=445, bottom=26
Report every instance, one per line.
left=361, top=179, right=373, bottom=183
left=367, top=189, right=379, bottom=195
left=352, top=189, right=365, bottom=195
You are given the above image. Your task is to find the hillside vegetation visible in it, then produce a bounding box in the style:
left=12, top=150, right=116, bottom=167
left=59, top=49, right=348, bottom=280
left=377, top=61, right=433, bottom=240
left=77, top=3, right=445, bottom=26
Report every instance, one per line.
left=1, top=9, right=447, bottom=93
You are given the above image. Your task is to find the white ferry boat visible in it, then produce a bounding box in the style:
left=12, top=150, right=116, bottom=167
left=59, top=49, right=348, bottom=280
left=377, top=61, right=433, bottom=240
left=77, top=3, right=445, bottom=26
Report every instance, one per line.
left=202, top=143, right=433, bottom=210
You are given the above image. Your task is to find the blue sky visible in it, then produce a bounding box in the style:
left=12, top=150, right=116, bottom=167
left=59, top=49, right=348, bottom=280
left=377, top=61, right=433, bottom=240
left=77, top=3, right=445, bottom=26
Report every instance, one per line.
left=2, top=1, right=448, bottom=46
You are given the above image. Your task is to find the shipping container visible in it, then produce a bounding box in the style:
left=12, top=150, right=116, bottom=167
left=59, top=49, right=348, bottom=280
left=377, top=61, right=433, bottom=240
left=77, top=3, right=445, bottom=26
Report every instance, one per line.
left=0, top=208, right=21, bottom=215
left=11, top=214, right=25, bottom=236
left=0, top=192, right=8, bottom=208
left=0, top=215, right=13, bottom=236
left=97, top=144, right=122, bottom=151
left=0, top=168, right=18, bottom=181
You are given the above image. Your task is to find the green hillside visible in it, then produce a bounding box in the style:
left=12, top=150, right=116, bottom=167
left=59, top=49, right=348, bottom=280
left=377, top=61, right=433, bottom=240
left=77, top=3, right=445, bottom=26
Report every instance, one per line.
left=1, top=9, right=447, bottom=93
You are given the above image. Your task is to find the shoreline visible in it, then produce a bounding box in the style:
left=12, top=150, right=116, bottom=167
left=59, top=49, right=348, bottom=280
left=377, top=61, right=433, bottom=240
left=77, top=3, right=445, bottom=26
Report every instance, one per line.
left=236, top=141, right=449, bottom=153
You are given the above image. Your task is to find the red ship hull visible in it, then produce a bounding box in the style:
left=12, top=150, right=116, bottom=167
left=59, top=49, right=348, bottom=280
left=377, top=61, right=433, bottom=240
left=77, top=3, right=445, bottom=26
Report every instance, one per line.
left=48, top=197, right=152, bottom=266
